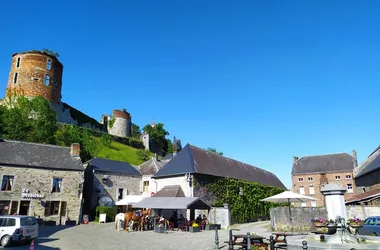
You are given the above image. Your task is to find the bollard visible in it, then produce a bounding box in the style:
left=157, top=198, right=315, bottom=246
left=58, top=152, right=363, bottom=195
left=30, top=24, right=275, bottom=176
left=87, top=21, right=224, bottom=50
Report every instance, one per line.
left=302, top=240, right=308, bottom=249
left=246, top=232, right=252, bottom=250
left=269, top=235, right=275, bottom=250
left=228, top=229, right=233, bottom=250
left=164, top=220, right=168, bottom=234
left=214, top=227, right=219, bottom=249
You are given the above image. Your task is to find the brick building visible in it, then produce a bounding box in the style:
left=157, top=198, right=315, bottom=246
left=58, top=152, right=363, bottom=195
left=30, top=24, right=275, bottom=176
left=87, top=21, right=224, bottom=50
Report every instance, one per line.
left=291, top=151, right=357, bottom=207
left=0, top=140, right=84, bottom=225
left=346, top=145, right=380, bottom=205
left=83, top=158, right=141, bottom=220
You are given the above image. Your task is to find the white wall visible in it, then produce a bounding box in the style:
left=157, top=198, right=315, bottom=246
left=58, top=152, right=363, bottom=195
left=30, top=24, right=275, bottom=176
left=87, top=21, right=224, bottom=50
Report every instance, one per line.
left=154, top=175, right=193, bottom=197
left=140, top=175, right=158, bottom=197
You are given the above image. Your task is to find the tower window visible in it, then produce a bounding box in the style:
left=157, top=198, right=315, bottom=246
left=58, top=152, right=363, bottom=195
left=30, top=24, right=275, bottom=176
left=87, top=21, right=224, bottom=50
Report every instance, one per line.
left=45, top=74, right=50, bottom=85
left=16, top=57, right=20, bottom=68
left=13, top=73, right=18, bottom=84
left=47, top=59, right=52, bottom=70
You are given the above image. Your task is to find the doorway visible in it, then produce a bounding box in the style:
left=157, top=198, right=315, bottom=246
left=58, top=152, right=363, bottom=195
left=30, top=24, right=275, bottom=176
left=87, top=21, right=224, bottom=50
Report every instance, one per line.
left=19, top=201, right=30, bottom=215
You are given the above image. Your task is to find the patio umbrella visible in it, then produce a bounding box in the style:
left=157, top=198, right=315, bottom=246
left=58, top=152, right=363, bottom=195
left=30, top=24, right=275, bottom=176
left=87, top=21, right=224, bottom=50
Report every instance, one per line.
left=261, top=191, right=317, bottom=233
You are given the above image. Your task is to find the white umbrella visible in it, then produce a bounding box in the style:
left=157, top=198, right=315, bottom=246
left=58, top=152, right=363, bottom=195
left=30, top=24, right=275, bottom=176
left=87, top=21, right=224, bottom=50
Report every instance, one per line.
left=115, top=195, right=145, bottom=206
left=261, top=191, right=317, bottom=233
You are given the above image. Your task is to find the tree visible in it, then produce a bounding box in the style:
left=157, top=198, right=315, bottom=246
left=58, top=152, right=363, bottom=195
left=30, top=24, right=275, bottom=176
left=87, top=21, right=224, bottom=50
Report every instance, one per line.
left=142, top=123, right=169, bottom=153
left=166, top=139, right=173, bottom=154
left=131, top=123, right=142, bottom=139
left=136, top=149, right=151, bottom=162
left=207, top=147, right=223, bottom=156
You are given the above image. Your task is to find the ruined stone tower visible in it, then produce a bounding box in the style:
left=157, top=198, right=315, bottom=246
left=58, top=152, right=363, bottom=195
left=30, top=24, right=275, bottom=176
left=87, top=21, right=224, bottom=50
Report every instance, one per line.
left=6, top=50, right=63, bottom=102
left=107, top=109, right=132, bottom=138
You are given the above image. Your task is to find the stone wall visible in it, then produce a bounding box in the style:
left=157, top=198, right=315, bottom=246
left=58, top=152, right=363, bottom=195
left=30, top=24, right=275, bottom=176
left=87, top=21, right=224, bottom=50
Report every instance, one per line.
left=270, top=206, right=380, bottom=231
left=90, top=172, right=141, bottom=217
left=0, top=165, right=83, bottom=224
left=208, top=206, right=230, bottom=229
left=355, top=168, right=380, bottom=192
left=6, top=51, right=63, bottom=103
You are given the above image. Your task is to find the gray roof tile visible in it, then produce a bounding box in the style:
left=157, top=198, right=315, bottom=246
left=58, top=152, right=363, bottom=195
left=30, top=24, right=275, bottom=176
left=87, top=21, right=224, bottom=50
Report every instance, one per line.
left=152, top=185, right=185, bottom=197
left=0, top=139, right=83, bottom=171
left=291, top=153, right=354, bottom=175
left=138, top=157, right=169, bottom=175
left=88, top=158, right=141, bottom=176
left=355, top=146, right=380, bottom=178
left=153, top=144, right=286, bottom=189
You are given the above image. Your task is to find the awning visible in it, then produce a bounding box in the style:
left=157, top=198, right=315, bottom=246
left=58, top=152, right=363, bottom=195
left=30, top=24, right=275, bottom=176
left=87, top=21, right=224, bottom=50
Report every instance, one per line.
left=132, top=197, right=211, bottom=210
left=115, top=195, right=145, bottom=206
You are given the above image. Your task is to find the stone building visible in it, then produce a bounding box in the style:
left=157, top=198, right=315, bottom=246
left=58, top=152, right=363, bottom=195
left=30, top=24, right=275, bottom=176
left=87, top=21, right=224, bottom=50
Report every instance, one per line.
left=0, top=140, right=84, bottom=225
left=100, top=109, right=132, bottom=138
left=346, top=145, right=380, bottom=205
left=291, top=151, right=357, bottom=207
left=83, top=158, right=141, bottom=220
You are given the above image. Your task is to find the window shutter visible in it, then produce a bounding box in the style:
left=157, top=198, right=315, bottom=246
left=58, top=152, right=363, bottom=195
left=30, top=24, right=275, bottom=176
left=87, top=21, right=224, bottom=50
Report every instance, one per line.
left=60, top=201, right=67, bottom=216
left=116, top=188, right=119, bottom=200
left=139, top=181, right=143, bottom=192
left=44, top=201, right=50, bottom=217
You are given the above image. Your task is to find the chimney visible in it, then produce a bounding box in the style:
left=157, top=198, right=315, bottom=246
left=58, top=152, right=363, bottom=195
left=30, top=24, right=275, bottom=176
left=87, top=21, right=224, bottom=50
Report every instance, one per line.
left=70, top=143, right=80, bottom=157
left=352, top=150, right=358, bottom=168
left=293, top=156, right=299, bottom=164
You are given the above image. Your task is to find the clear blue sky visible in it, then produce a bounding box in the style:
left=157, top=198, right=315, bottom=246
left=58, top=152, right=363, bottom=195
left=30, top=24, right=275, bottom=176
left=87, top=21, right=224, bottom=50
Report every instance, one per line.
left=0, top=1, right=379, bottom=188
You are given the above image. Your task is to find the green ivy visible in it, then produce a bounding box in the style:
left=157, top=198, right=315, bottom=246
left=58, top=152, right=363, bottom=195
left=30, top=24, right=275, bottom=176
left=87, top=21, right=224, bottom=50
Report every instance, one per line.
left=203, top=178, right=286, bottom=223
left=108, top=116, right=116, bottom=128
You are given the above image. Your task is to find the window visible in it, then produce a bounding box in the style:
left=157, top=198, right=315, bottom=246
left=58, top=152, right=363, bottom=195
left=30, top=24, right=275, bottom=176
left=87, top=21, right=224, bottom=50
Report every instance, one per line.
left=0, top=201, right=10, bottom=215
left=60, top=201, right=67, bottom=216
left=20, top=217, right=38, bottom=226
left=299, top=186, right=305, bottom=195
left=308, top=177, right=313, bottom=181
left=301, top=202, right=307, bottom=207
left=335, top=175, right=341, bottom=180
left=117, top=188, right=124, bottom=200
left=143, top=181, right=149, bottom=192
left=16, top=57, right=20, bottom=68
left=44, top=201, right=60, bottom=216
left=47, top=59, right=52, bottom=70
left=311, top=201, right=317, bottom=207
left=347, top=184, right=353, bottom=193
left=45, top=74, right=50, bottom=85
left=13, top=73, right=18, bottom=84
left=10, top=201, right=18, bottom=215
left=345, top=175, right=352, bottom=179
left=52, top=178, right=62, bottom=193
left=1, top=175, right=14, bottom=191
left=309, top=185, right=315, bottom=195
left=298, top=178, right=304, bottom=182
left=0, top=218, right=16, bottom=227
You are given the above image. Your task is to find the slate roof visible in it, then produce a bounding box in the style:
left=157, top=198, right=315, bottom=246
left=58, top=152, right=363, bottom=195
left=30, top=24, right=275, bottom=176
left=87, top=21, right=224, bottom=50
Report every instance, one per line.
left=291, top=153, right=354, bottom=175
left=152, top=185, right=185, bottom=197
left=138, top=157, right=170, bottom=175
left=153, top=144, right=286, bottom=189
left=355, top=146, right=380, bottom=178
left=87, top=158, right=141, bottom=176
left=345, top=188, right=380, bottom=204
left=161, top=153, right=175, bottom=160
left=0, top=139, right=83, bottom=171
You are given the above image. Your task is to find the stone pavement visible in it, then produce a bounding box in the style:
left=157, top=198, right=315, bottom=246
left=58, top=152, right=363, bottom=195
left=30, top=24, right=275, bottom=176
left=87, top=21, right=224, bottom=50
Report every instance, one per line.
left=1, top=221, right=272, bottom=250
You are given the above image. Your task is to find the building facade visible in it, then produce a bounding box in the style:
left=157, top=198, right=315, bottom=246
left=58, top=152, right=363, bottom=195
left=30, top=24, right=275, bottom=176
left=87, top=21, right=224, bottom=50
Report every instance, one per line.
left=291, top=151, right=357, bottom=207
left=0, top=140, right=84, bottom=225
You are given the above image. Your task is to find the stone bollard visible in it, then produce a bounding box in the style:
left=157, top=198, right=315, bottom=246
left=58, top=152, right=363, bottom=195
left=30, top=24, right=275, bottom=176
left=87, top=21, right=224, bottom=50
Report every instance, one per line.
left=228, top=229, right=233, bottom=250
left=214, top=227, right=219, bottom=249
left=302, top=240, right=308, bottom=249
left=246, top=232, right=251, bottom=250
left=269, top=235, right=275, bottom=250
left=164, top=220, right=168, bottom=234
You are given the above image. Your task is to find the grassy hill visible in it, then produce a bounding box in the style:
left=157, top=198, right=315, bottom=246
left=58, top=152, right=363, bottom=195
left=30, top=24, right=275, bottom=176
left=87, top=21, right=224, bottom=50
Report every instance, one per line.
left=94, top=139, right=153, bottom=166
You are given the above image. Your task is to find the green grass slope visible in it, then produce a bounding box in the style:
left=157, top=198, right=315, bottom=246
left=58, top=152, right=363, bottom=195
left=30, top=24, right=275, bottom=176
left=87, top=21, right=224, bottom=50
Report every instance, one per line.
left=95, top=140, right=153, bottom=166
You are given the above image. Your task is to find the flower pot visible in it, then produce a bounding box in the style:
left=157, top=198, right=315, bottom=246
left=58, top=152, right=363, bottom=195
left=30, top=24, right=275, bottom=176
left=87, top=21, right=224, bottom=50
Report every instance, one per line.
left=154, top=225, right=166, bottom=233
left=313, top=222, right=327, bottom=228
left=189, top=226, right=201, bottom=233
left=349, top=222, right=363, bottom=229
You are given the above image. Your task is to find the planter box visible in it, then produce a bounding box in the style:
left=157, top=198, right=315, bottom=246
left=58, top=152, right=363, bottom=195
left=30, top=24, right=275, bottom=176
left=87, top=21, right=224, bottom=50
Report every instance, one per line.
left=189, top=226, right=201, bottom=233
left=154, top=226, right=166, bottom=233
left=205, top=224, right=221, bottom=230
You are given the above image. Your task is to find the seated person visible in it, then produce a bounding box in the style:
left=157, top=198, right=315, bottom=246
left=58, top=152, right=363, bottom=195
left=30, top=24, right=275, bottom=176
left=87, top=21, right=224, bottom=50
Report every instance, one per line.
left=196, top=214, right=202, bottom=224
left=202, top=214, right=208, bottom=224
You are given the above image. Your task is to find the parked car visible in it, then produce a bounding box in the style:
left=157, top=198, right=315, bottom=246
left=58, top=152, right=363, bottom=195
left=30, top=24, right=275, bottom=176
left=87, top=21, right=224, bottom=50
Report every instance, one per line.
left=0, top=215, right=38, bottom=247
left=357, top=216, right=380, bottom=236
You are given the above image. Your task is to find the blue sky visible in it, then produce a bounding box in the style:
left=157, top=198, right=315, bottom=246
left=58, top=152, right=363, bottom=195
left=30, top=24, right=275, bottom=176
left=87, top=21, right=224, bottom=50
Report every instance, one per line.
left=0, top=1, right=379, bottom=188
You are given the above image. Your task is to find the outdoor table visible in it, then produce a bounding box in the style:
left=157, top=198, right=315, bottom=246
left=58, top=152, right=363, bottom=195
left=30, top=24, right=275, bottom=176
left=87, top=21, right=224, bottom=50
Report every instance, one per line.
left=271, top=232, right=297, bottom=243
left=232, top=234, right=269, bottom=249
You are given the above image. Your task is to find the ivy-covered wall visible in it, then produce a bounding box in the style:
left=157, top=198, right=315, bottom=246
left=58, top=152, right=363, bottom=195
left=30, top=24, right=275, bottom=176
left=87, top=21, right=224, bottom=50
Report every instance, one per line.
left=193, top=174, right=286, bottom=224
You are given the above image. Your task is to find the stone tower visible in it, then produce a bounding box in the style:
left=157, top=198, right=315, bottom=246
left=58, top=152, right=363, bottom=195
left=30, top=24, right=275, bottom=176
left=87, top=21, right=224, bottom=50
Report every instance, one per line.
left=6, top=50, right=63, bottom=102
left=108, top=109, right=132, bottom=138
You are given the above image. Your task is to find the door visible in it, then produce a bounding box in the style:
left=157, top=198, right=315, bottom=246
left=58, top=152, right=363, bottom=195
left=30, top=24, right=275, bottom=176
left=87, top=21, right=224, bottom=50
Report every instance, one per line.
left=19, top=201, right=30, bottom=215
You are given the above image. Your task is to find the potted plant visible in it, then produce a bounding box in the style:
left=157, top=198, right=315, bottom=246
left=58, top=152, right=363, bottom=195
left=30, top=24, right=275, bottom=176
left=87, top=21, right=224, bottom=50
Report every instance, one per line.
left=311, top=217, right=329, bottom=228
left=348, top=217, right=364, bottom=228
left=189, top=222, right=201, bottom=233
left=154, top=224, right=166, bottom=233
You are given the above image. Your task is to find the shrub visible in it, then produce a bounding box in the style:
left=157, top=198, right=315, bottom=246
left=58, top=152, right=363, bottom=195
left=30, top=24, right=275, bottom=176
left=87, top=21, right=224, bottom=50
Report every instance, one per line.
left=95, top=206, right=117, bottom=222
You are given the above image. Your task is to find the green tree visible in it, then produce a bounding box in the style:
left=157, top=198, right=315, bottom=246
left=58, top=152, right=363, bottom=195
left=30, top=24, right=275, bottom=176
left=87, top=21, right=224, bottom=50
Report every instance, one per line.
left=142, top=123, right=170, bottom=153
left=166, top=139, right=173, bottom=154
left=136, top=149, right=151, bottom=162
left=131, top=123, right=142, bottom=139
left=207, top=147, right=223, bottom=156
